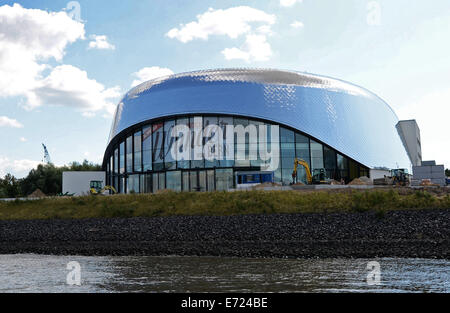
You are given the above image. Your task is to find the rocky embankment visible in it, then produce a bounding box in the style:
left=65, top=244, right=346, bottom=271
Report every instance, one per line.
left=0, top=209, right=448, bottom=258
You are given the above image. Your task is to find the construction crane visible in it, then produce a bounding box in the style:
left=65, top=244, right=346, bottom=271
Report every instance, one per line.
left=42, top=143, right=52, bottom=164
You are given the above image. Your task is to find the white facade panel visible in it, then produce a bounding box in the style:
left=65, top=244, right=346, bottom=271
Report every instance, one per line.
left=62, top=171, right=106, bottom=196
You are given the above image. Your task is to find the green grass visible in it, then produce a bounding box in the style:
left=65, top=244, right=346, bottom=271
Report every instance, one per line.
left=0, top=189, right=449, bottom=220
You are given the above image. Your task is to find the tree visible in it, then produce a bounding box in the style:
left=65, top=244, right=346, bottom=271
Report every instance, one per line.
left=0, top=159, right=102, bottom=198
left=0, top=174, right=21, bottom=198
left=446, top=168, right=450, bottom=177
left=67, top=159, right=102, bottom=171
left=20, top=164, right=63, bottom=196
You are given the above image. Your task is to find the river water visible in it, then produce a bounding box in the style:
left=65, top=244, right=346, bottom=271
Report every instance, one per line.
left=0, top=255, right=448, bottom=293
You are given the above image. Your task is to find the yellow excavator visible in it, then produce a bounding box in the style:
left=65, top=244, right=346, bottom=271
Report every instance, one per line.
left=292, top=158, right=331, bottom=185
left=89, top=180, right=117, bottom=195
left=292, top=158, right=313, bottom=184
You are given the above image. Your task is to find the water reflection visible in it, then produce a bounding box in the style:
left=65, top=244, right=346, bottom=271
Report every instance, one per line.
left=0, top=255, right=448, bottom=293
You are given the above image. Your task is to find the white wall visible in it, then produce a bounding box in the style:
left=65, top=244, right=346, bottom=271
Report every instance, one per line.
left=62, top=171, right=105, bottom=196
left=370, top=169, right=391, bottom=180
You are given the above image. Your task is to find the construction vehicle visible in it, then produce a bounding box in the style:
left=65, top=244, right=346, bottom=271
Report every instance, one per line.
left=89, top=180, right=117, bottom=195
left=292, top=158, right=331, bottom=185
left=373, top=169, right=410, bottom=186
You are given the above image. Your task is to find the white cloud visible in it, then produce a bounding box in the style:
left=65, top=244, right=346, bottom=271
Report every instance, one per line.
left=0, top=116, right=23, bottom=128
left=396, top=88, right=450, bottom=168
left=167, top=6, right=275, bottom=62
left=0, top=4, right=119, bottom=117
left=222, top=34, right=273, bottom=62
left=290, top=20, right=304, bottom=29
left=28, top=65, right=121, bottom=116
left=280, top=0, right=303, bottom=7
left=88, top=35, right=115, bottom=50
left=19, top=137, right=27, bottom=142
left=0, top=3, right=85, bottom=97
left=0, top=156, right=41, bottom=178
left=131, top=66, right=174, bottom=87
left=167, top=6, right=275, bottom=42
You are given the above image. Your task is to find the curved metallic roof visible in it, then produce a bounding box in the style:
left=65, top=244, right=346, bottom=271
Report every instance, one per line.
left=106, top=68, right=410, bottom=169
left=127, top=68, right=373, bottom=99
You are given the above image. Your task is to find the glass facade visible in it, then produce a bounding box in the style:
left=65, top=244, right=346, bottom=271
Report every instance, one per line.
left=106, top=115, right=369, bottom=193
left=107, top=69, right=411, bottom=172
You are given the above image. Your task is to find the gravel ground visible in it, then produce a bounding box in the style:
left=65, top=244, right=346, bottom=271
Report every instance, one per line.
left=0, top=209, right=448, bottom=258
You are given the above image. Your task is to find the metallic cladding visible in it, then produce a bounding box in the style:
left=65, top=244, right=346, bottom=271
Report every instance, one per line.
left=107, top=69, right=410, bottom=169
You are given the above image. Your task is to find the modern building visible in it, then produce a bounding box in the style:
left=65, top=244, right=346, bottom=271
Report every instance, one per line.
left=396, top=120, right=422, bottom=167
left=102, top=69, right=411, bottom=193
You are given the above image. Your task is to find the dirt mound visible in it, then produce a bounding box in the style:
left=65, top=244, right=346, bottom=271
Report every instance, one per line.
left=28, top=189, right=46, bottom=198
left=348, top=178, right=367, bottom=185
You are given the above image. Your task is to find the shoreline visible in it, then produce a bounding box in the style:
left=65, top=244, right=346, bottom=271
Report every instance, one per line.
left=0, top=209, right=448, bottom=259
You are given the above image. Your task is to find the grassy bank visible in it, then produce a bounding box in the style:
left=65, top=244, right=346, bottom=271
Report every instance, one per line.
left=0, top=189, right=449, bottom=220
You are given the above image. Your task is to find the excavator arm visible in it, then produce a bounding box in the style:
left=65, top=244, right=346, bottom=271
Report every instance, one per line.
left=90, top=185, right=117, bottom=195
left=292, top=158, right=312, bottom=184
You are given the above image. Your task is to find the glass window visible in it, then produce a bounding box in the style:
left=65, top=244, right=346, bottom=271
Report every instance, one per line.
left=164, top=120, right=176, bottom=170
left=190, top=171, right=206, bottom=192
left=153, top=172, right=165, bottom=192
left=249, top=120, right=264, bottom=169
left=152, top=173, right=159, bottom=192
left=274, top=167, right=282, bottom=184
left=119, top=142, right=125, bottom=174
left=126, top=136, right=132, bottom=173
left=310, top=140, right=324, bottom=170
left=114, top=148, right=119, bottom=174
left=134, top=131, right=142, bottom=172
left=166, top=171, right=181, bottom=191
left=127, top=174, right=139, bottom=193
left=152, top=122, right=164, bottom=171
left=295, top=133, right=310, bottom=162
left=215, top=169, right=233, bottom=191
left=140, top=174, right=152, bottom=193
left=235, top=143, right=250, bottom=167
left=207, top=170, right=215, bottom=191
left=190, top=117, right=204, bottom=169
left=324, top=146, right=337, bottom=180
left=349, top=159, right=359, bottom=180
left=190, top=171, right=198, bottom=192
left=280, top=127, right=294, bottom=143
left=337, top=154, right=348, bottom=170
left=142, top=126, right=152, bottom=171
left=159, top=172, right=166, bottom=190
left=182, top=171, right=190, bottom=191
left=120, top=176, right=125, bottom=194
left=281, top=142, right=295, bottom=185
left=204, top=116, right=219, bottom=168
left=295, top=133, right=310, bottom=183
left=176, top=118, right=190, bottom=169
left=337, top=154, right=348, bottom=182
left=218, top=117, right=234, bottom=167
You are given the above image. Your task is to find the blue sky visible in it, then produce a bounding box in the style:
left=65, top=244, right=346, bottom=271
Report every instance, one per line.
left=0, top=0, right=449, bottom=177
